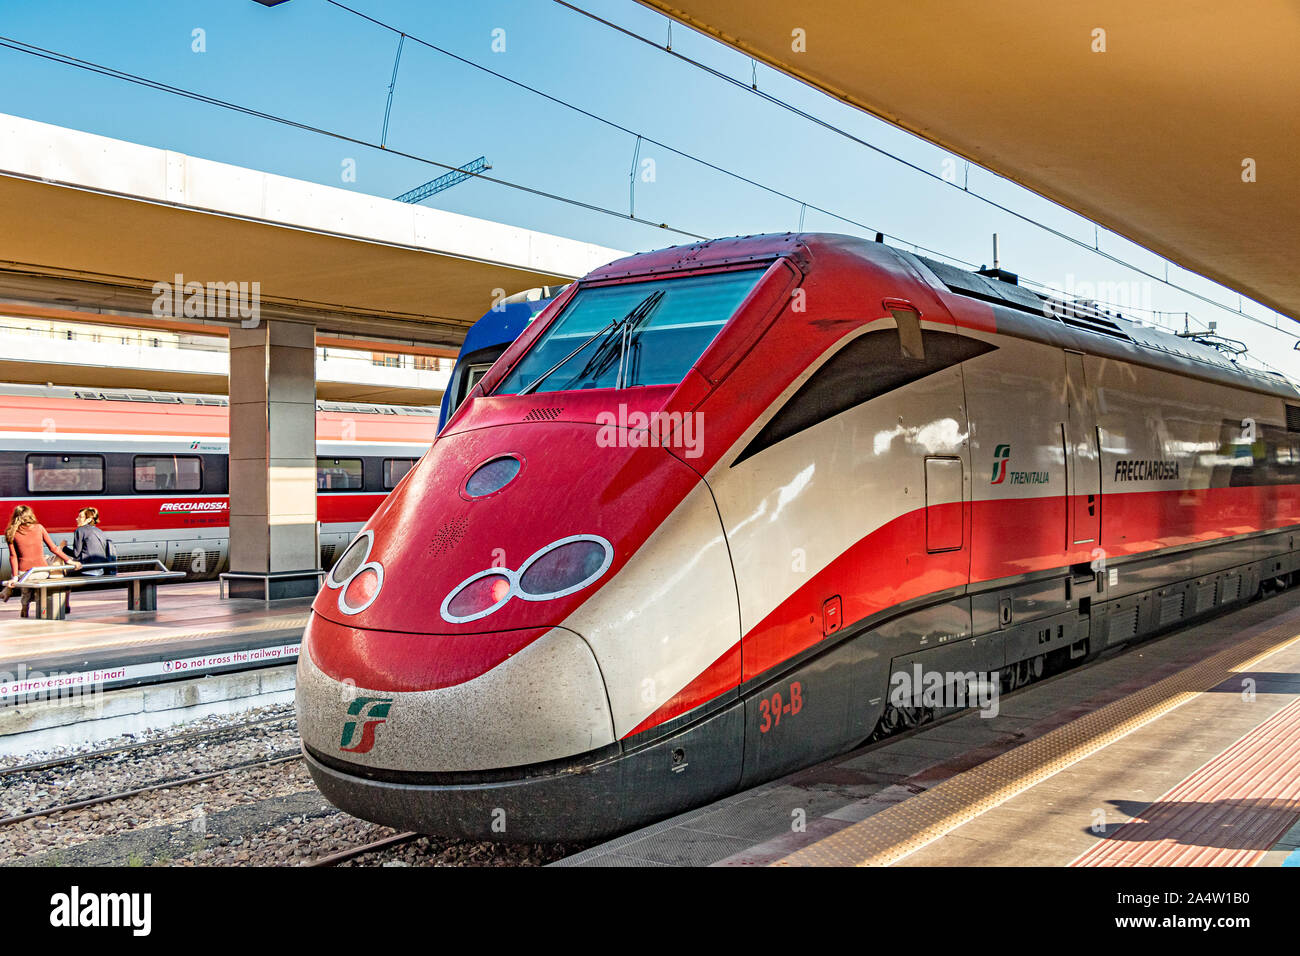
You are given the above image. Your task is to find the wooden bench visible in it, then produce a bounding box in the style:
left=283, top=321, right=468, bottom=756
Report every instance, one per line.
left=8, top=561, right=187, bottom=620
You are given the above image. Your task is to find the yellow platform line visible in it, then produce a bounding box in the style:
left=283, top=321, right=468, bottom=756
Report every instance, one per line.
left=774, top=614, right=1300, bottom=867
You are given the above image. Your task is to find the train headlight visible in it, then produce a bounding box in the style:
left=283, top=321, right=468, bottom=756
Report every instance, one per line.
left=439, top=535, right=613, bottom=624
left=326, top=530, right=385, bottom=615
left=327, top=530, right=372, bottom=589
left=442, top=571, right=514, bottom=623
left=340, top=565, right=383, bottom=615
left=516, top=536, right=612, bottom=600
left=463, top=455, right=522, bottom=498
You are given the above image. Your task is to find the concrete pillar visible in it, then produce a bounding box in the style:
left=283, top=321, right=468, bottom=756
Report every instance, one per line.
left=221, top=320, right=321, bottom=600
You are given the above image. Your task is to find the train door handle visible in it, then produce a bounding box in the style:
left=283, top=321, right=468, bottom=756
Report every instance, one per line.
left=1087, top=494, right=1096, bottom=517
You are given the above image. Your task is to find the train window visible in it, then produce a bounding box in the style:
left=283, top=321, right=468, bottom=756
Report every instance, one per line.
left=460, top=362, right=494, bottom=406
left=445, top=345, right=506, bottom=423
left=133, top=455, right=202, bottom=493
left=317, top=457, right=363, bottom=491
left=732, top=329, right=997, bottom=466
left=383, top=458, right=417, bottom=489
left=26, top=454, right=105, bottom=494
left=493, top=269, right=765, bottom=395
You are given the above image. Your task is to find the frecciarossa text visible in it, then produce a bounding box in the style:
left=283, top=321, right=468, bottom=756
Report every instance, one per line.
left=1114, top=459, right=1181, bottom=481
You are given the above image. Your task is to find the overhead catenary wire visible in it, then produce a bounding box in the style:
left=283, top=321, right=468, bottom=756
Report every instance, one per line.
left=321, top=0, right=974, bottom=268
left=328, top=0, right=1300, bottom=347
left=0, top=26, right=958, bottom=264
left=0, top=26, right=966, bottom=266
left=550, top=0, right=1297, bottom=341
left=327, top=0, right=1300, bottom=351
left=0, top=20, right=1197, bottom=325
left=1, top=16, right=1293, bottom=361
left=0, top=33, right=707, bottom=241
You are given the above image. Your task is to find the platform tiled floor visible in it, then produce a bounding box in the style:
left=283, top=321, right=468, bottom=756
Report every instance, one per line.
left=0, top=580, right=310, bottom=672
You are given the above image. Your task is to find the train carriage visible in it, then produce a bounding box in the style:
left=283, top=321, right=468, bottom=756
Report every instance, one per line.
left=0, top=384, right=438, bottom=580
left=268, top=234, right=1300, bottom=838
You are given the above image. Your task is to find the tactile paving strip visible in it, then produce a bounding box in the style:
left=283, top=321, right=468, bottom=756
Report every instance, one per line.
left=1070, top=697, right=1300, bottom=867
left=775, top=618, right=1300, bottom=866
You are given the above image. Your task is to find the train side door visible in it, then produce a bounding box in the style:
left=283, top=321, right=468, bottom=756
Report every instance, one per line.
left=1064, top=351, right=1101, bottom=546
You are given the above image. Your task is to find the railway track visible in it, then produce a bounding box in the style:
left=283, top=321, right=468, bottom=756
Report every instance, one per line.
left=305, top=831, right=420, bottom=867
left=0, top=752, right=303, bottom=828
left=0, top=711, right=297, bottom=780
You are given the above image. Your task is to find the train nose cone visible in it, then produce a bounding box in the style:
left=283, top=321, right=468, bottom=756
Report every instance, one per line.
left=295, top=615, right=615, bottom=774
left=309, top=421, right=704, bottom=637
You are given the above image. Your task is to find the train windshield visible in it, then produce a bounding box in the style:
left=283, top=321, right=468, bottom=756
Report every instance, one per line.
left=493, top=269, right=763, bottom=395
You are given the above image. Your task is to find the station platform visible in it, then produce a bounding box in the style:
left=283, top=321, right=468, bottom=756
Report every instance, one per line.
left=0, top=581, right=307, bottom=705
left=558, top=589, right=1300, bottom=867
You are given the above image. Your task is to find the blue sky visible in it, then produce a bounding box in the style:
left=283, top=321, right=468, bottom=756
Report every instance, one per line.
left=2, top=0, right=1297, bottom=374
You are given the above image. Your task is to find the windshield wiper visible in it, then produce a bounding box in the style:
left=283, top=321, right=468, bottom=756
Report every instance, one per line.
left=518, top=290, right=664, bottom=395
left=615, top=294, right=661, bottom=388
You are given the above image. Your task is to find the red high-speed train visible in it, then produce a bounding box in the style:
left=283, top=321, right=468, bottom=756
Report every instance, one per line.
left=0, top=384, right=438, bottom=580
left=298, top=233, right=1300, bottom=841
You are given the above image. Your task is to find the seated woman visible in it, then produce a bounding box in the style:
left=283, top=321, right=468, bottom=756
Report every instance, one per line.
left=3, top=505, right=80, bottom=618
left=64, top=507, right=112, bottom=613
left=68, top=507, right=110, bottom=576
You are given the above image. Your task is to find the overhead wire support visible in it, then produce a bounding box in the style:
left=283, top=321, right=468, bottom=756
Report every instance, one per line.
left=629, top=136, right=642, bottom=219
left=395, top=156, right=492, bottom=203
left=381, top=33, right=406, bottom=149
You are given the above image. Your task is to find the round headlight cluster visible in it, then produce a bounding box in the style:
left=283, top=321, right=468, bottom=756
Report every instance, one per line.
left=325, top=530, right=384, bottom=615
left=440, top=534, right=613, bottom=625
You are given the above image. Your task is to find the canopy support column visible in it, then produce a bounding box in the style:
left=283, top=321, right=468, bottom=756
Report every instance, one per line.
left=220, top=320, right=321, bottom=600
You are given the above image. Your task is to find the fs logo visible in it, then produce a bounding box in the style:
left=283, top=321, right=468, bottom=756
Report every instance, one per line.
left=339, top=696, right=393, bottom=754
left=990, top=444, right=1011, bottom=485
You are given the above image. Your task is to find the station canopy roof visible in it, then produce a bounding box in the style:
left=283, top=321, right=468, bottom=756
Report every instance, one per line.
left=638, top=0, right=1300, bottom=319
left=0, top=112, right=623, bottom=348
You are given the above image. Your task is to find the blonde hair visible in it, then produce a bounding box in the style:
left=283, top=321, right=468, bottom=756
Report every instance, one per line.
left=79, top=507, right=100, bottom=526
left=5, top=505, right=36, bottom=543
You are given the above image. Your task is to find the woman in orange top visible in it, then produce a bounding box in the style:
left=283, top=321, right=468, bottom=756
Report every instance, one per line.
left=3, top=505, right=80, bottom=617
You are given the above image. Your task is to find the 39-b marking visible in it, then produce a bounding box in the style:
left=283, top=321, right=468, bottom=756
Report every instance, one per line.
left=758, top=681, right=803, bottom=733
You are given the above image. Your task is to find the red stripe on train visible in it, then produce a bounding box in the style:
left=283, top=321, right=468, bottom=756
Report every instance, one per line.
left=305, top=617, right=554, bottom=693
left=631, top=483, right=1300, bottom=737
